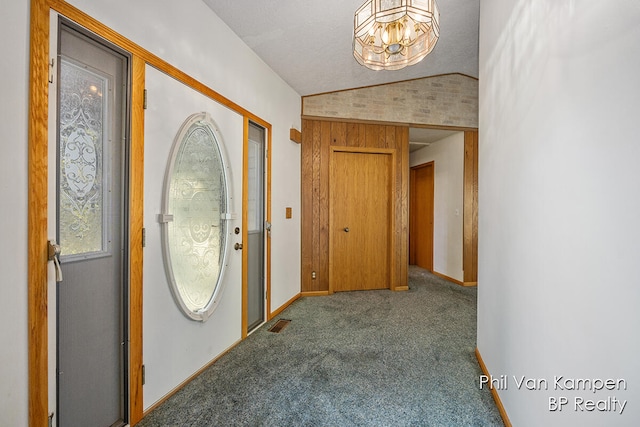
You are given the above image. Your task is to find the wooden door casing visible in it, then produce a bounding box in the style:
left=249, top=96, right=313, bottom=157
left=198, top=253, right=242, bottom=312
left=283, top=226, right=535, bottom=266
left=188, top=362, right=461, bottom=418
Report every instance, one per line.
left=329, top=149, right=394, bottom=292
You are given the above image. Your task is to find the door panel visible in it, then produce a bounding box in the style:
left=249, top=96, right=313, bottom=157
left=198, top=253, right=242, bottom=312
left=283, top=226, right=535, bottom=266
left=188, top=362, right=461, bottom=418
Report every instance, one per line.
left=247, top=123, right=265, bottom=332
left=330, top=150, right=392, bottom=292
left=56, top=23, right=128, bottom=427
left=411, top=163, right=434, bottom=270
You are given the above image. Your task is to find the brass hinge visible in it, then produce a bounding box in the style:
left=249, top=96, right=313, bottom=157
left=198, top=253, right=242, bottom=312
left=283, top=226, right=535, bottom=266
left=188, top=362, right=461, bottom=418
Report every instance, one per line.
left=142, top=228, right=146, bottom=248
left=143, top=89, right=148, bottom=110
left=142, top=364, right=146, bottom=385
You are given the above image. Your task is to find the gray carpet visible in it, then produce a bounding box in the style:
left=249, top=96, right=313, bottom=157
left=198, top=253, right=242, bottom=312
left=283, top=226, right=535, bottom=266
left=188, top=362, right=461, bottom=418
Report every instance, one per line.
left=138, top=266, right=503, bottom=426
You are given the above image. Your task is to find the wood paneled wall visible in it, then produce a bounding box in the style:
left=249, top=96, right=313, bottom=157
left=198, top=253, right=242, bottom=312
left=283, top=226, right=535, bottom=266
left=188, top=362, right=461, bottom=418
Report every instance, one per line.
left=301, top=119, right=409, bottom=293
left=463, top=130, right=479, bottom=284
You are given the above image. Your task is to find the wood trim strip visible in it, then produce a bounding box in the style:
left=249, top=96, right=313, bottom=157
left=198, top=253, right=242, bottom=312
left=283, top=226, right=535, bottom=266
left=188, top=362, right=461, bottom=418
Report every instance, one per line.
left=241, top=118, right=249, bottom=337
left=475, top=348, right=512, bottom=427
left=270, top=293, right=301, bottom=318
left=128, top=54, right=146, bottom=425
left=432, top=270, right=469, bottom=287
left=28, top=0, right=50, bottom=425
left=289, top=128, right=302, bottom=144
left=265, top=123, right=273, bottom=321
left=300, top=291, right=330, bottom=297
left=301, top=115, right=478, bottom=132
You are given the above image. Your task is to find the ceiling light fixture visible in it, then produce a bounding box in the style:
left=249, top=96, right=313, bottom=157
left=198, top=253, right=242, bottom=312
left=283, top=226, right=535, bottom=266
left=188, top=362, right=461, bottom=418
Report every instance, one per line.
left=353, top=0, right=440, bottom=71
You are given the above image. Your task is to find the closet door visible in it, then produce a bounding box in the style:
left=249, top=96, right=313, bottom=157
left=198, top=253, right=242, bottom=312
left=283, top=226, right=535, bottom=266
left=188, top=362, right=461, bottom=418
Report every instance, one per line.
left=330, top=149, right=393, bottom=292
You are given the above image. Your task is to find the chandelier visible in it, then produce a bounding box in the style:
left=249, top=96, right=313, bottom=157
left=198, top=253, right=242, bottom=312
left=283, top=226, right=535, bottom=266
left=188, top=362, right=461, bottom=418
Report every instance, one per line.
left=353, top=0, right=440, bottom=71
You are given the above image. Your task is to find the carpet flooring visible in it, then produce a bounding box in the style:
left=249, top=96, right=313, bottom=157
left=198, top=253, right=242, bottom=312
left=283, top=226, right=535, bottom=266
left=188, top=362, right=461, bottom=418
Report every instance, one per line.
left=138, top=266, right=503, bottom=426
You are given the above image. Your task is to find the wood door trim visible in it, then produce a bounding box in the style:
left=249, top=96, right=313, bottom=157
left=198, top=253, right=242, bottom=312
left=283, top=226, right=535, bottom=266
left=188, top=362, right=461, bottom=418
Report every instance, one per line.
left=241, top=118, right=249, bottom=337
left=28, top=1, right=274, bottom=425
left=128, top=54, right=145, bottom=424
left=328, top=147, right=396, bottom=294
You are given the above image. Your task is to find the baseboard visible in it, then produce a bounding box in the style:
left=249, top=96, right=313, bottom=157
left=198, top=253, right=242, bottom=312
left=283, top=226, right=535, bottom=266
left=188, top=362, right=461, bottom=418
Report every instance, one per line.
left=432, top=270, right=464, bottom=286
left=300, top=290, right=329, bottom=297
left=475, top=348, right=512, bottom=427
left=269, top=292, right=301, bottom=320
left=143, top=338, right=241, bottom=417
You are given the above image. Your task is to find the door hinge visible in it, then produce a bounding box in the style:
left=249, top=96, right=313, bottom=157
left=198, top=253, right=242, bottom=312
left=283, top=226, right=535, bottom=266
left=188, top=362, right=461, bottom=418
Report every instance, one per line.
left=142, top=364, right=146, bottom=385
left=142, top=228, right=146, bottom=248
left=143, top=89, right=148, bottom=109
left=48, top=58, right=55, bottom=84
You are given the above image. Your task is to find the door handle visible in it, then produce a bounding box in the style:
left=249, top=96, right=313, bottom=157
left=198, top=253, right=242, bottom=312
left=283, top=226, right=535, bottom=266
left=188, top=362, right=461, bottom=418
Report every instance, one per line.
left=344, top=227, right=349, bottom=232
left=48, top=240, right=63, bottom=282
left=234, top=242, right=243, bottom=250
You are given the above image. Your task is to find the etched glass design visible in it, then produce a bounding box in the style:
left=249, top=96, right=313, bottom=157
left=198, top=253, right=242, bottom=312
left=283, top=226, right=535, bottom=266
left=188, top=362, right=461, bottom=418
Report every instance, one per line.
left=165, top=116, right=228, bottom=317
left=59, top=59, right=109, bottom=257
left=247, top=140, right=260, bottom=232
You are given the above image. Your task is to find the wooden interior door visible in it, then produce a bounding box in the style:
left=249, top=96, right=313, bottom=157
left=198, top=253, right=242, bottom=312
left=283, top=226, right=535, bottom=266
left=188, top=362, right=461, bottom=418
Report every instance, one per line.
left=410, top=162, right=434, bottom=270
left=330, top=149, right=393, bottom=292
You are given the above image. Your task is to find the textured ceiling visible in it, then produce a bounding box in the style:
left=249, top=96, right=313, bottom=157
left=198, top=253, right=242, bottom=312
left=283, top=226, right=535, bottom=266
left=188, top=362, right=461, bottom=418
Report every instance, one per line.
left=202, top=0, right=480, bottom=97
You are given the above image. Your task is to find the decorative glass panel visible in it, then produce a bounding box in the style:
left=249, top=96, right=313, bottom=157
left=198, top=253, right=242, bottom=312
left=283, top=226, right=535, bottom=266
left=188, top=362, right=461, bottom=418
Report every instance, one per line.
left=160, top=113, right=232, bottom=321
left=59, top=59, right=109, bottom=257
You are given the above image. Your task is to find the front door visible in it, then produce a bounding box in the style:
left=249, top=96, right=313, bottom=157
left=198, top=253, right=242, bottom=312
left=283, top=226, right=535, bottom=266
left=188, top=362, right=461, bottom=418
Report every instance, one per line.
left=55, top=21, right=129, bottom=427
left=329, top=149, right=392, bottom=292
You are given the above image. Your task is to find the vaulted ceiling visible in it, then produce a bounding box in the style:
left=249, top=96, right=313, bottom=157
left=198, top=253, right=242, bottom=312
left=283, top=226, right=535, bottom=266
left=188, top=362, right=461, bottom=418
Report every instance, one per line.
left=202, top=0, right=480, bottom=97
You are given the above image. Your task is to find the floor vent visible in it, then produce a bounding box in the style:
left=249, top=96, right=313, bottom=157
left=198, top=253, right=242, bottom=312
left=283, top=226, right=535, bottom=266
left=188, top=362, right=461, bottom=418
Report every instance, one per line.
left=268, top=319, right=291, bottom=333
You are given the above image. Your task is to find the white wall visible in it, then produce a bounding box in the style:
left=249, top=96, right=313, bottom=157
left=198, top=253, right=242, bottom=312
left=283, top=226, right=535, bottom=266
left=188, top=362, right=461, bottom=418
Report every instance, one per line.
left=1, top=0, right=301, bottom=424
left=142, top=66, right=246, bottom=407
left=410, top=133, right=464, bottom=282
left=478, top=1, right=640, bottom=426
left=0, top=1, right=29, bottom=425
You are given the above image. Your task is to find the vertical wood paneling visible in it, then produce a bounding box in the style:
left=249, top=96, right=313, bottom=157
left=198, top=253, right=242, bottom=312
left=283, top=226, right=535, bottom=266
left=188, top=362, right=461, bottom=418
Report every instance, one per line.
left=28, top=1, right=49, bottom=425
left=301, top=119, right=314, bottom=291
left=129, top=55, right=145, bottom=425
left=463, top=130, right=479, bottom=284
left=300, top=119, right=409, bottom=293
left=345, top=122, right=358, bottom=147
left=311, top=121, right=322, bottom=291
left=397, top=126, right=409, bottom=290
left=319, top=121, right=331, bottom=290
left=357, top=123, right=367, bottom=147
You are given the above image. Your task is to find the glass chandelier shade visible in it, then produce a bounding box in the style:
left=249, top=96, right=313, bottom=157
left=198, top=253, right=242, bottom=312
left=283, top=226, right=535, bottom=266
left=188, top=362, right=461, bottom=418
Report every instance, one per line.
left=353, top=0, right=440, bottom=71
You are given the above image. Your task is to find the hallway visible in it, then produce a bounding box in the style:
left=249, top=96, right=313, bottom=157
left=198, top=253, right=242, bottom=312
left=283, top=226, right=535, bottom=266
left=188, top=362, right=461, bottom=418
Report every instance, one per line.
left=139, top=267, right=501, bottom=426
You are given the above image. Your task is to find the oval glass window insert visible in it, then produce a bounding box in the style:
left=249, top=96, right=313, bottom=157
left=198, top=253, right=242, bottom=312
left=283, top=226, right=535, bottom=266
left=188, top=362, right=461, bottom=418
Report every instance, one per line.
left=160, top=112, right=232, bottom=321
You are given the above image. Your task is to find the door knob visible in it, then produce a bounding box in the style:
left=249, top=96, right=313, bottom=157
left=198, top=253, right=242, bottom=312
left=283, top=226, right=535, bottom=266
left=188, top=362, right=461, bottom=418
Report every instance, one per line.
left=343, top=227, right=349, bottom=232
left=234, top=242, right=243, bottom=250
